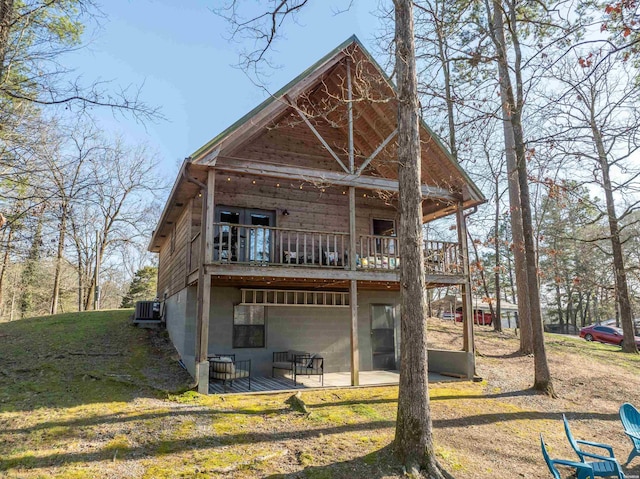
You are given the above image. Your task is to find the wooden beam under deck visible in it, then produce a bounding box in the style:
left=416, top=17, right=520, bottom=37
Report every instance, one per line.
left=204, top=264, right=399, bottom=282
left=187, top=266, right=466, bottom=290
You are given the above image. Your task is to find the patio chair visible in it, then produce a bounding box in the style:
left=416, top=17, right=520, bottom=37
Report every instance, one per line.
left=541, top=435, right=595, bottom=479
left=293, top=353, right=324, bottom=387
left=619, top=403, right=640, bottom=465
left=563, top=414, right=625, bottom=478
left=272, top=350, right=307, bottom=382
left=210, top=357, right=251, bottom=391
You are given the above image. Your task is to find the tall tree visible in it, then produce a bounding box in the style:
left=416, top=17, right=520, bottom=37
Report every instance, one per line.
left=19, top=205, right=45, bottom=317
left=81, top=140, right=160, bottom=310
left=45, top=123, right=98, bottom=314
left=480, top=0, right=557, bottom=394
left=393, top=1, right=445, bottom=475
left=545, top=55, right=640, bottom=352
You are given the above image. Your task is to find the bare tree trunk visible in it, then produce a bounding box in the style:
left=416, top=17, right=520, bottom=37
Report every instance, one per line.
left=582, top=292, right=590, bottom=328
left=591, top=123, right=637, bottom=353
left=507, top=38, right=554, bottom=396
left=494, top=178, right=502, bottom=332
left=84, top=231, right=106, bottom=311
left=552, top=237, right=564, bottom=330
left=434, top=15, right=457, bottom=161
left=489, top=0, right=553, bottom=393
left=50, top=207, right=68, bottom=315
left=0, top=0, right=15, bottom=82
left=0, top=223, right=14, bottom=315
left=491, top=29, right=530, bottom=349
left=498, top=87, right=531, bottom=348
left=393, top=1, right=445, bottom=476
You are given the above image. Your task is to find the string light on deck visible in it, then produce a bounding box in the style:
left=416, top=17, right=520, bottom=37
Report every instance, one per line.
left=226, top=177, right=231, bottom=182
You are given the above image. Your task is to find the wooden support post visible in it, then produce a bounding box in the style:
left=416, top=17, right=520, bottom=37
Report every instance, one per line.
left=456, top=204, right=475, bottom=360
left=350, top=279, right=359, bottom=386
left=347, top=57, right=358, bottom=273
left=346, top=64, right=358, bottom=388
left=204, top=170, right=216, bottom=264
left=349, top=187, right=357, bottom=270
left=347, top=58, right=355, bottom=174
left=195, top=168, right=215, bottom=393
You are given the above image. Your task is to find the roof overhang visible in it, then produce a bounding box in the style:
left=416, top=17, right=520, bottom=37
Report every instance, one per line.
left=148, top=160, right=208, bottom=252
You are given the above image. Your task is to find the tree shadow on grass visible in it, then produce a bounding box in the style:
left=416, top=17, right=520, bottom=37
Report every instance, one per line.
left=479, top=350, right=530, bottom=359
left=0, top=419, right=398, bottom=472
left=262, top=445, right=402, bottom=479
left=0, top=407, right=623, bottom=473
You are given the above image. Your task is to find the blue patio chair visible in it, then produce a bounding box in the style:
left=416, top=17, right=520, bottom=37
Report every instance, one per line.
left=619, top=403, right=640, bottom=465
left=563, top=414, right=626, bottom=478
left=541, top=435, right=595, bottom=479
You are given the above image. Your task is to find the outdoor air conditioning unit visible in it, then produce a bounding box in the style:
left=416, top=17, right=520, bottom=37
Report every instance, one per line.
left=133, top=300, right=163, bottom=328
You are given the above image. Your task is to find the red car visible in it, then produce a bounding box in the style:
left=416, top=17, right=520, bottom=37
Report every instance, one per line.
left=579, top=324, right=640, bottom=348
left=455, top=308, right=492, bottom=326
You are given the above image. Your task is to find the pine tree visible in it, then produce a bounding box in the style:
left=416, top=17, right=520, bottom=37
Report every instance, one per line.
left=121, top=266, right=157, bottom=308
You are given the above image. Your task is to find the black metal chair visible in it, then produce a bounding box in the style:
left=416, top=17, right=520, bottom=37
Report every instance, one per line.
left=293, top=354, right=324, bottom=387
left=209, top=357, right=250, bottom=391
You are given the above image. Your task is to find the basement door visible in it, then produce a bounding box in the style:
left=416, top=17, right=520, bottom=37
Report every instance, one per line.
left=371, top=304, right=396, bottom=370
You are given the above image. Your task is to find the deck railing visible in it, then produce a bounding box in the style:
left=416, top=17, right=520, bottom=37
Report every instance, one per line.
left=211, top=222, right=349, bottom=268
left=356, top=234, right=400, bottom=270
left=423, top=240, right=461, bottom=275
left=201, top=222, right=462, bottom=275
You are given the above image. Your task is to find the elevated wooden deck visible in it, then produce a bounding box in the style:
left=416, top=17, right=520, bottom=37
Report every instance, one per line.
left=187, top=222, right=465, bottom=287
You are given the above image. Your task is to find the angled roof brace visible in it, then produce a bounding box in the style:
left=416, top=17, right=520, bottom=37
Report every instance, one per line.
left=355, top=128, right=397, bottom=176
left=284, top=94, right=351, bottom=174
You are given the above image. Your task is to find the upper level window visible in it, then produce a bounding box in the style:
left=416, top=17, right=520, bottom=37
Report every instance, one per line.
left=373, top=218, right=395, bottom=236
left=372, top=218, right=396, bottom=255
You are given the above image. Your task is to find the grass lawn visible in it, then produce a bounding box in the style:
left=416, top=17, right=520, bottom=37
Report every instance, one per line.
left=1, top=310, right=639, bottom=478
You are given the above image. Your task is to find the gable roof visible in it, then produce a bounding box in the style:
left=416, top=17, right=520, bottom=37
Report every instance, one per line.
left=190, top=35, right=484, bottom=206
left=149, top=35, right=485, bottom=252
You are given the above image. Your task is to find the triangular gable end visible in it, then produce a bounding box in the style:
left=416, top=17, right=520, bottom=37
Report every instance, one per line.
left=190, top=35, right=485, bottom=218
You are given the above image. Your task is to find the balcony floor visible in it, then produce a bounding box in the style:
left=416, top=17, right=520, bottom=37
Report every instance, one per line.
left=208, top=370, right=461, bottom=394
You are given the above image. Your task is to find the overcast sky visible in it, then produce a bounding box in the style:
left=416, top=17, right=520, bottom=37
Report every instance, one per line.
left=63, top=1, right=383, bottom=183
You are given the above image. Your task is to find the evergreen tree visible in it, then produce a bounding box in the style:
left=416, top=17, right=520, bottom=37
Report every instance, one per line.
left=120, top=266, right=157, bottom=308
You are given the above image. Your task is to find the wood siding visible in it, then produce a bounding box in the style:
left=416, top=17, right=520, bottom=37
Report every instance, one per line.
left=157, top=202, right=193, bottom=298
left=214, top=171, right=396, bottom=238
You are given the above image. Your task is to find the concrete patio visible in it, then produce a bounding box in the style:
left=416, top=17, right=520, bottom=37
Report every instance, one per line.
left=208, top=370, right=462, bottom=394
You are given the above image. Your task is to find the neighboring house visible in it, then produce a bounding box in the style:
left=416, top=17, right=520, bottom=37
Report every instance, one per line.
left=148, top=36, right=485, bottom=393
left=431, top=294, right=519, bottom=328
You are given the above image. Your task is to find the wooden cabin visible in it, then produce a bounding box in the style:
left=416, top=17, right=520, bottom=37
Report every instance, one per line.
left=149, top=36, right=485, bottom=393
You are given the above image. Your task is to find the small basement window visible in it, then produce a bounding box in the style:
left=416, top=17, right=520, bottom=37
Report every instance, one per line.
left=233, top=305, right=265, bottom=348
